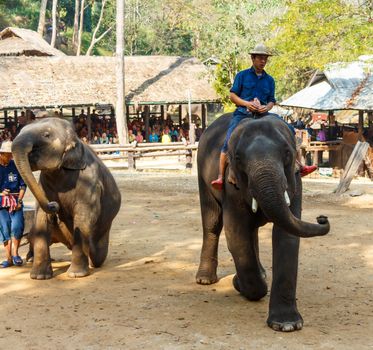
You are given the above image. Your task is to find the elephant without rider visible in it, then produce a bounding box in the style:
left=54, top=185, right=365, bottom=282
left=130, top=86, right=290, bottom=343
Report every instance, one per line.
left=196, top=114, right=330, bottom=332
left=12, top=118, right=121, bottom=280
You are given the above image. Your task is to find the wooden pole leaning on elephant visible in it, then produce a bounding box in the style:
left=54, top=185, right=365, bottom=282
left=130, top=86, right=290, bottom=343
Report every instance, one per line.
left=196, top=113, right=330, bottom=332
left=12, top=118, right=121, bottom=280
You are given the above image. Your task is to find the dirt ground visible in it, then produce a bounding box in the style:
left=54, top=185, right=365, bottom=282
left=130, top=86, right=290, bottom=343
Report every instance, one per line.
left=1, top=172, right=373, bottom=350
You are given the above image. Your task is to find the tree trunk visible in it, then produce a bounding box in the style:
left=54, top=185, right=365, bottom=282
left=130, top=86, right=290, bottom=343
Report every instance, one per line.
left=77, top=0, right=85, bottom=56
left=116, top=0, right=128, bottom=144
left=51, top=0, right=58, bottom=48
left=72, top=0, right=80, bottom=52
left=86, top=0, right=112, bottom=56
left=37, top=0, right=48, bottom=36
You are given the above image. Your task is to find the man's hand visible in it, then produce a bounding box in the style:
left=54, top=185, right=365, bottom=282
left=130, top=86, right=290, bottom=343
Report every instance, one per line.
left=246, top=101, right=259, bottom=112
left=257, top=105, right=268, bottom=114
left=1, top=189, right=10, bottom=196
left=14, top=202, right=22, bottom=211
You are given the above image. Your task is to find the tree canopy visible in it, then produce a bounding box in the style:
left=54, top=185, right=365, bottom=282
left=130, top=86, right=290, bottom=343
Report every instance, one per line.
left=0, top=0, right=371, bottom=102
left=267, top=0, right=373, bottom=99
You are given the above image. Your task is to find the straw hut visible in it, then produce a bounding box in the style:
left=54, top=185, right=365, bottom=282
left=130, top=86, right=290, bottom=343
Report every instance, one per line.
left=0, top=55, right=220, bottom=135
left=0, top=55, right=218, bottom=108
left=280, top=56, right=373, bottom=174
left=0, top=27, right=65, bottom=57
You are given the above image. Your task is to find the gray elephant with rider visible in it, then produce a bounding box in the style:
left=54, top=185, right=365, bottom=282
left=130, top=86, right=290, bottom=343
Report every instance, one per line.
left=197, top=43, right=329, bottom=332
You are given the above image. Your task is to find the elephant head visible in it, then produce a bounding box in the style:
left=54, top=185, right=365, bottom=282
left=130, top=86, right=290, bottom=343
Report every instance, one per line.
left=227, top=116, right=329, bottom=238
left=12, top=118, right=87, bottom=214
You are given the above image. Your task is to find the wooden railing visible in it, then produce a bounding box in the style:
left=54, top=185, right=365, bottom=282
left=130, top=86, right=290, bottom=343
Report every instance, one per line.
left=90, top=142, right=199, bottom=170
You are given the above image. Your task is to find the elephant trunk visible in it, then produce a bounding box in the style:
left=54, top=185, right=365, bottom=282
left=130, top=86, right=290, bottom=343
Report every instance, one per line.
left=251, top=164, right=329, bottom=238
left=12, top=139, right=59, bottom=214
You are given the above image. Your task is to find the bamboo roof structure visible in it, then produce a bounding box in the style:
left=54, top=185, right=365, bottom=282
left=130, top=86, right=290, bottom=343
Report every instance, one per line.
left=280, top=55, right=373, bottom=111
left=0, top=27, right=65, bottom=57
left=0, top=55, right=219, bottom=110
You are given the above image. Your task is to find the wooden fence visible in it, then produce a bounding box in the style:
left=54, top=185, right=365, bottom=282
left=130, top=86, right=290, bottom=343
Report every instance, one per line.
left=90, top=142, right=199, bottom=170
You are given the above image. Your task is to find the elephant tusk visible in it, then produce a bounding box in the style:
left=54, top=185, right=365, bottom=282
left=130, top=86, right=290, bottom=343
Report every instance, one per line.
left=252, top=197, right=258, bottom=213
left=285, top=191, right=291, bottom=206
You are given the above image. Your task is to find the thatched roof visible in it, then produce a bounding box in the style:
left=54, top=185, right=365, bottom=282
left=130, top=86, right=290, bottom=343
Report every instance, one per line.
left=0, top=27, right=65, bottom=57
left=280, top=55, right=373, bottom=111
left=0, top=55, right=219, bottom=110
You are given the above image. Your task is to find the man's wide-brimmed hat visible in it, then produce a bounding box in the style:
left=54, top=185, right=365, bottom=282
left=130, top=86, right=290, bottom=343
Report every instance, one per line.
left=249, top=43, right=273, bottom=56
left=0, top=141, right=12, bottom=153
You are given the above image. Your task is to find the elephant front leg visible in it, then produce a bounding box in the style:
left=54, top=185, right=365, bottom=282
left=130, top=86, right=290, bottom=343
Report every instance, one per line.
left=224, top=209, right=267, bottom=301
left=196, top=194, right=223, bottom=285
left=267, top=226, right=303, bottom=332
left=30, top=210, right=53, bottom=280
left=67, top=228, right=89, bottom=278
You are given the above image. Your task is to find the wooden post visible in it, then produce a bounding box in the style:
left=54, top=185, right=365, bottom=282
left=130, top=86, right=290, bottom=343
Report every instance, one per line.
left=358, top=110, right=364, bottom=140
left=4, top=110, right=8, bottom=127
left=127, top=150, right=136, bottom=170
left=87, top=107, right=91, bottom=141
left=368, top=111, right=373, bottom=128
left=161, top=105, right=165, bottom=121
left=201, top=103, right=206, bottom=130
left=335, top=141, right=369, bottom=194
left=187, top=90, right=195, bottom=144
left=178, top=105, right=182, bottom=127
left=126, top=105, right=130, bottom=121
left=14, top=110, right=18, bottom=125
left=144, top=105, right=150, bottom=142
left=159, top=105, right=164, bottom=128
left=186, top=149, right=192, bottom=169
left=115, top=0, right=128, bottom=145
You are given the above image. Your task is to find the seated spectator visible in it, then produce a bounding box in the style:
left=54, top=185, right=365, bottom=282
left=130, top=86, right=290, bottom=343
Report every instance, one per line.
left=99, top=132, right=109, bottom=144
left=316, top=125, right=327, bottom=142
left=149, top=131, right=159, bottom=143
left=128, top=130, right=136, bottom=143
left=169, top=126, right=179, bottom=142
left=91, top=135, right=100, bottom=144
left=161, top=131, right=171, bottom=143
left=135, top=132, right=143, bottom=143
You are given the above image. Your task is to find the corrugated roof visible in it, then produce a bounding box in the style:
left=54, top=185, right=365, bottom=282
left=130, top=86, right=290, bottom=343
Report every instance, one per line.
left=280, top=56, right=373, bottom=111
left=0, top=27, right=65, bottom=57
left=0, top=55, right=219, bottom=110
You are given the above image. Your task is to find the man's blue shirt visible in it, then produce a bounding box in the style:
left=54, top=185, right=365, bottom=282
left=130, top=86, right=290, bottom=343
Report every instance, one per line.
left=0, top=160, right=26, bottom=193
left=230, top=67, right=276, bottom=115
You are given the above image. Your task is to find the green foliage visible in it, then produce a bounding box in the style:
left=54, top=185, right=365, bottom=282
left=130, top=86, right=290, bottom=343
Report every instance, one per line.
left=213, top=55, right=249, bottom=109
left=0, top=0, right=40, bottom=30
left=268, top=0, right=373, bottom=100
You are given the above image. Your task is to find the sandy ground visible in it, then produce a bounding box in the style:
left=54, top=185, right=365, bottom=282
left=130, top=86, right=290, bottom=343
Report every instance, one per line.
left=1, top=172, right=373, bottom=350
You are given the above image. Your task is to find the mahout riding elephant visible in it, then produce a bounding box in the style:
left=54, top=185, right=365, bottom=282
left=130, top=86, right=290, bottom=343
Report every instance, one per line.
left=12, top=118, right=121, bottom=280
left=196, top=113, right=330, bottom=332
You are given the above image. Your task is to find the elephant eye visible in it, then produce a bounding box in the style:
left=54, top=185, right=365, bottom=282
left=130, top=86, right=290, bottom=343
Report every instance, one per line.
left=43, top=131, right=50, bottom=138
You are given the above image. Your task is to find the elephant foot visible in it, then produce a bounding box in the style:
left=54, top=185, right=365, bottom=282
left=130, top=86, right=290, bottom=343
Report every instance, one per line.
left=30, top=263, right=53, bottom=280
left=267, top=310, right=303, bottom=332
left=67, top=264, right=89, bottom=278
left=233, top=274, right=267, bottom=301
left=196, top=259, right=218, bottom=285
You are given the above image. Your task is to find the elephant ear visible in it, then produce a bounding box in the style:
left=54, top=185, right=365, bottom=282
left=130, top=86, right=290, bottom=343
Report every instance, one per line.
left=61, top=138, right=87, bottom=170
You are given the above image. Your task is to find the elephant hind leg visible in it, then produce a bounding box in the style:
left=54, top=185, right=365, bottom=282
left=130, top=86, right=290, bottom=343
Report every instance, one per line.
left=88, top=228, right=110, bottom=268
left=196, top=188, right=223, bottom=285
